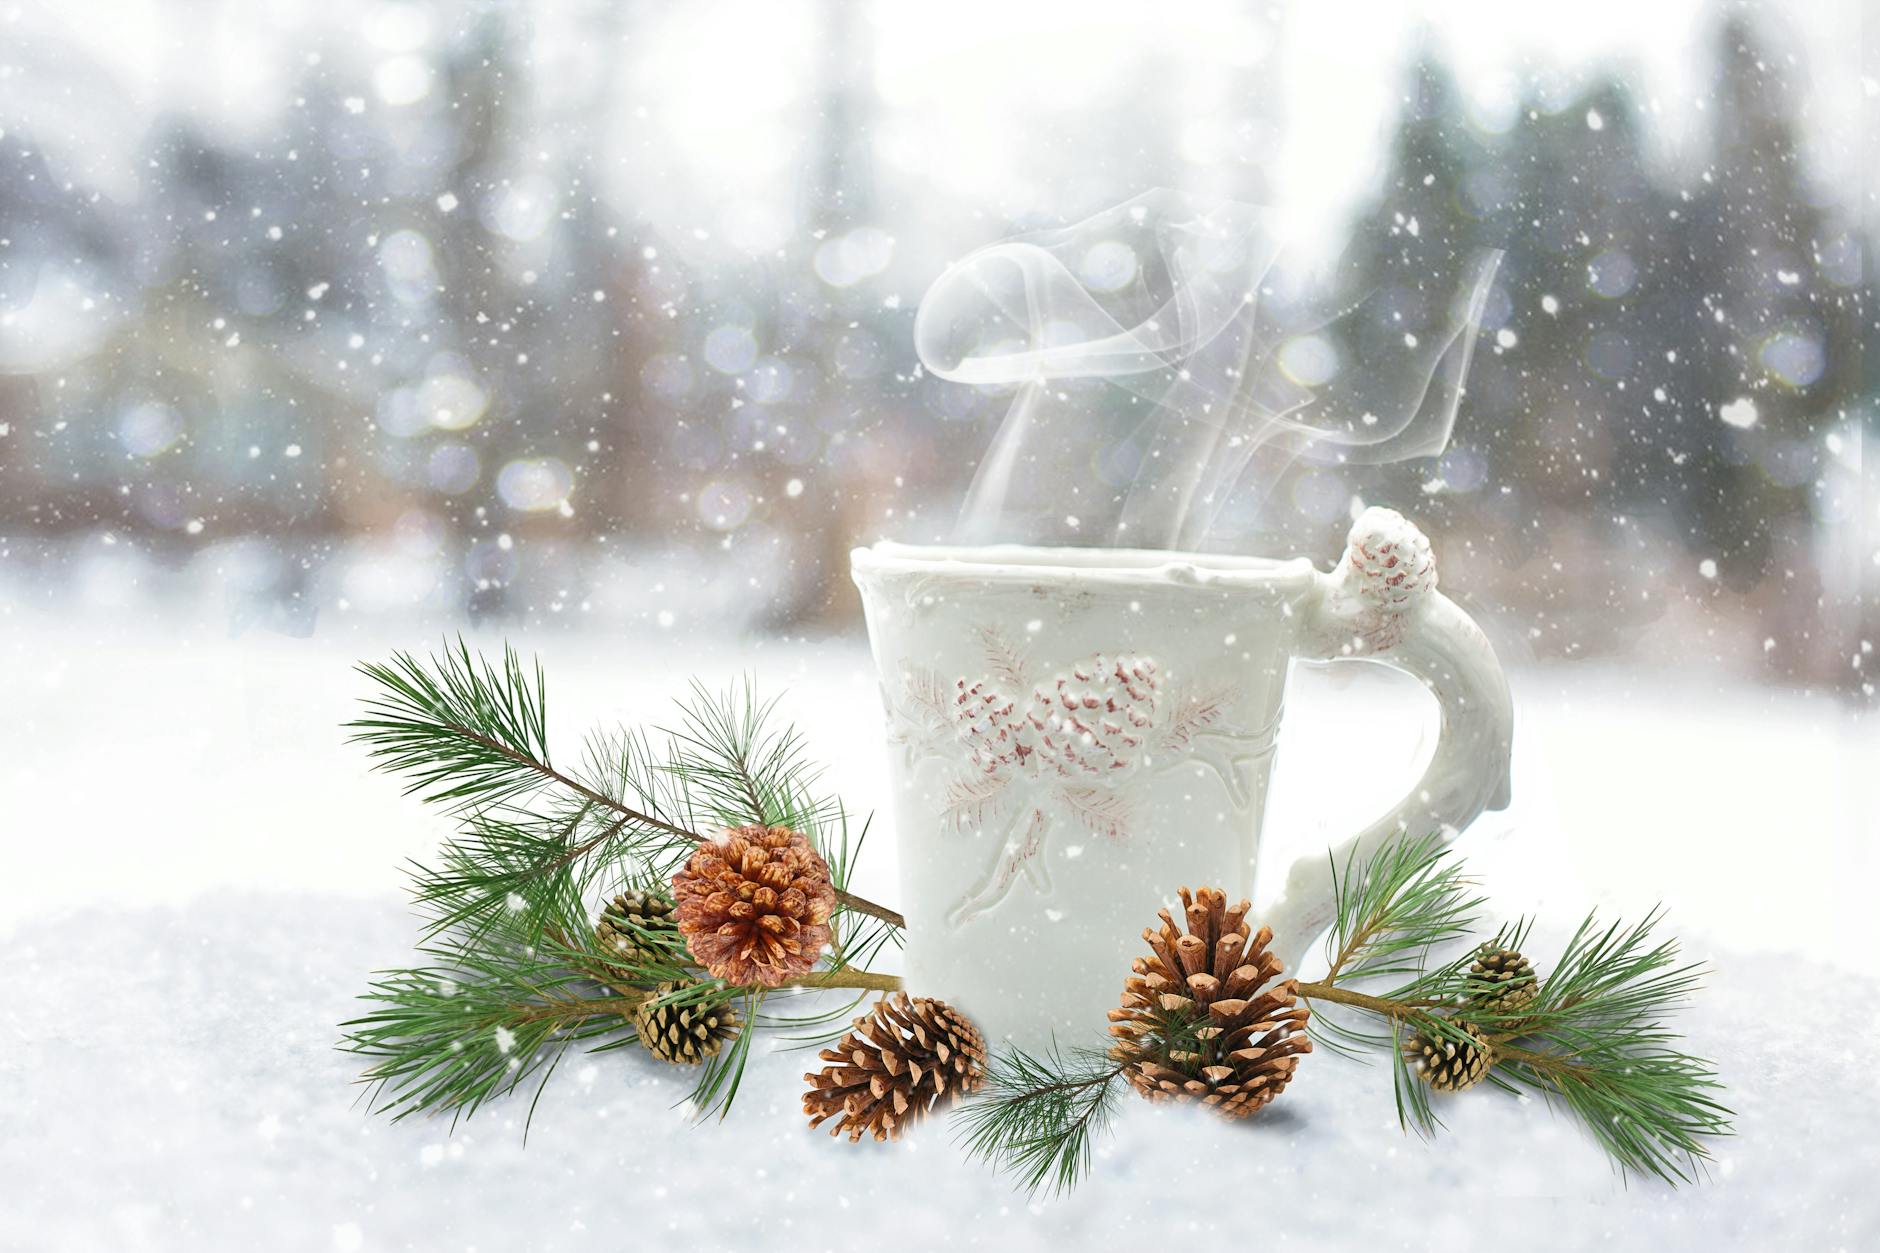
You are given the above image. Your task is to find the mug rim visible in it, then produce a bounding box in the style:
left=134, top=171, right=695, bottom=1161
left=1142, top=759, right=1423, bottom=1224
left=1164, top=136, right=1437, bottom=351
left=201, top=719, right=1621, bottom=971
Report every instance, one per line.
left=850, top=540, right=1318, bottom=587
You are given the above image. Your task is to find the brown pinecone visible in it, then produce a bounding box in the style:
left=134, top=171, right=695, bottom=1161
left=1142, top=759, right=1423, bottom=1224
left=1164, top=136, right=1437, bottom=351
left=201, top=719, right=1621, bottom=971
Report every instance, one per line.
left=802, top=993, right=987, bottom=1142
left=1467, top=945, right=1538, bottom=1020
left=633, top=981, right=741, bottom=1065
left=1107, top=886, right=1311, bottom=1120
left=1406, top=1020, right=1494, bottom=1092
left=594, top=890, right=679, bottom=971
left=670, top=824, right=836, bottom=988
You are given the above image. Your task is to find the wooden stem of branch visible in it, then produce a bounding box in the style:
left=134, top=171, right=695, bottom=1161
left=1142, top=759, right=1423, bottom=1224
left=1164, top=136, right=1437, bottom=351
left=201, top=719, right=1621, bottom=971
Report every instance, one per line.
left=1291, top=981, right=1448, bottom=1019
left=443, top=719, right=695, bottom=840
left=1294, top=983, right=1585, bottom=1075
left=784, top=968, right=904, bottom=993
left=832, top=890, right=906, bottom=929
left=598, top=967, right=904, bottom=1013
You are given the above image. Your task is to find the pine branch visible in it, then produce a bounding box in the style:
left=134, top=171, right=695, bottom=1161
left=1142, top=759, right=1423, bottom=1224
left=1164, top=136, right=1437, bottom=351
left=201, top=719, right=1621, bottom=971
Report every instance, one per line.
left=1321, top=830, right=1486, bottom=985
left=663, top=678, right=824, bottom=834
left=1493, top=1037, right=1728, bottom=1184
left=659, top=678, right=907, bottom=928
left=942, top=773, right=1009, bottom=832
left=348, top=644, right=906, bottom=936
left=953, top=1044, right=1127, bottom=1197
left=953, top=1005, right=1213, bottom=1197
left=342, top=933, right=904, bottom=1129
left=899, top=664, right=954, bottom=735
left=342, top=937, right=636, bottom=1129
left=345, top=644, right=915, bottom=1130
left=347, top=640, right=695, bottom=843
left=406, top=810, right=597, bottom=946
left=355, top=811, right=905, bottom=1130
left=1482, top=910, right=1731, bottom=1183
left=1294, top=836, right=1731, bottom=1186
left=819, top=808, right=907, bottom=967
left=832, top=889, right=904, bottom=929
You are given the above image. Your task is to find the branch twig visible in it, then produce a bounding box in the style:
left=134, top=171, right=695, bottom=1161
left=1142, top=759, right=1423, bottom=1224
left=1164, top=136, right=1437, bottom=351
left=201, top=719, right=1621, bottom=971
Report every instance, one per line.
left=1293, top=981, right=1448, bottom=1018
left=436, top=716, right=908, bottom=927
left=832, top=889, right=905, bottom=929
left=593, top=967, right=903, bottom=1013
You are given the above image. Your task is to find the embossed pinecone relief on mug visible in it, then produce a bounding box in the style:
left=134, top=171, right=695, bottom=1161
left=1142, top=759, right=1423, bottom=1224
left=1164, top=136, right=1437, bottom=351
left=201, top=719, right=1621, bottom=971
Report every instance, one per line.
left=889, top=625, right=1262, bottom=927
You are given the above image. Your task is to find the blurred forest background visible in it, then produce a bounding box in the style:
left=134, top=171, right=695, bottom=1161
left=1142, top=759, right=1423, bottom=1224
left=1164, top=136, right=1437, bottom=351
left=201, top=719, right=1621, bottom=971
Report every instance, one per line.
left=0, top=0, right=1871, bottom=696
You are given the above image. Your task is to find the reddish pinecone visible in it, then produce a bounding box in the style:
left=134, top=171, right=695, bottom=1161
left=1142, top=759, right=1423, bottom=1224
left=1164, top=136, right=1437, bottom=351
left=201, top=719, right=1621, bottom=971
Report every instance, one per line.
left=670, top=824, right=836, bottom=988
left=802, top=993, right=987, bottom=1142
left=1107, top=886, right=1311, bottom=1120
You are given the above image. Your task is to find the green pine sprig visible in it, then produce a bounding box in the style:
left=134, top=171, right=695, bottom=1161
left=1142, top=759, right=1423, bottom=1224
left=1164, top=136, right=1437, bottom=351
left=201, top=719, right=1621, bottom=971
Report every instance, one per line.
left=1294, top=837, right=1731, bottom=1185
left=953, top=1043, right=1129, bottom=1197
left=351, top=640, right=559, bottom=813
left=343, top=911, right=660, bottom=1131
left=1476, top=910, right=1732, bottom=1183
left=346, top=643, right=904, bottom=941
left=341, top=643, right=906, bottom=1130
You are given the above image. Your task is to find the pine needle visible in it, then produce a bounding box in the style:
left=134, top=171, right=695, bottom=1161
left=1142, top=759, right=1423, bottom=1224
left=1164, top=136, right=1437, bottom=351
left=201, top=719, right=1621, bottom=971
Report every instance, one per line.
left=952, top=1044, right=1126, bottom=1197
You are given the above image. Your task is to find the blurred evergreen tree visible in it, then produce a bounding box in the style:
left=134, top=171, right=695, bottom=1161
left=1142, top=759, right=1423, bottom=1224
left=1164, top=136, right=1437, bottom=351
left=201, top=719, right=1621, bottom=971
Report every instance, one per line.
left=755, top=0, right=925, bottom=629
left=1318, top=55, right=1507, bottom=555
left=1674, top=15, right=1862, bottom=586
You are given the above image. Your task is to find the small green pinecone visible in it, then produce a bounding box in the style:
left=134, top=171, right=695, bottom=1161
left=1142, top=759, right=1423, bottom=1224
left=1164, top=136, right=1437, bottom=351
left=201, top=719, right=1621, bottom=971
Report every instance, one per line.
left=1406, top=1021, right=1494, bottom=1092
left=595, top=890, right=680, bottom=971
left=633, top=981, right=741, bottom=1065
left=1467, top=945, right=1539, bottom=1022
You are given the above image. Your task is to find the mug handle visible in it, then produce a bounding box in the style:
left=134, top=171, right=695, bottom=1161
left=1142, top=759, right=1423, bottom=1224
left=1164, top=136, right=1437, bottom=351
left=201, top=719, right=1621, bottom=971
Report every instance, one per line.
left=1261, top=507, right=1514, bottom=972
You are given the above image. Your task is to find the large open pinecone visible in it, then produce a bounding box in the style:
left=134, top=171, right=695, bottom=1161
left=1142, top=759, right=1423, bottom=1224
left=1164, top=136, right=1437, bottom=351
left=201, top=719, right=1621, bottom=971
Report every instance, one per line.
left=670, top=824, right=836, bottom=988
left=802, top=993, right=987, bottom=1142
left=1406, top=1020, right=1494, bottom=1092
left=1466, top=945, right=1538, bottom=1020
left=594, top=890, right=680, bottom=972
left=633, top=981, right=741, bottom=1065
left=1107, top=886, right=1311, bottom=1120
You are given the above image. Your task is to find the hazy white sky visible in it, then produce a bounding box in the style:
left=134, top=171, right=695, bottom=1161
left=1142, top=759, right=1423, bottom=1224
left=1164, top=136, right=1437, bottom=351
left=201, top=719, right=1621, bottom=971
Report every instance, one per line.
left=4, top=0, right=1868, bottom=247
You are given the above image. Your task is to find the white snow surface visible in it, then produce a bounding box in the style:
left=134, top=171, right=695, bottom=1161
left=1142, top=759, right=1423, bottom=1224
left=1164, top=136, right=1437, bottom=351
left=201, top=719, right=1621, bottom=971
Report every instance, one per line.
left=3, top=605, right=1875, bottom=1251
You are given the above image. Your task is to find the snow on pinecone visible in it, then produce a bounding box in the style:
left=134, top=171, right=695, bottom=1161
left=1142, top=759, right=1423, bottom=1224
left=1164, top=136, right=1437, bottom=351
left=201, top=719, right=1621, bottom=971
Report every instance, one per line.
left=1345, top=507, right=1436, bottom=611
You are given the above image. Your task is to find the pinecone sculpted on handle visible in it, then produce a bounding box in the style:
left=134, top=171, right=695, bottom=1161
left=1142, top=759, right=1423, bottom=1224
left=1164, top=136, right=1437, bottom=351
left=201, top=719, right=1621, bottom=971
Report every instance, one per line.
left=1318, top=506, right=1439, bottom=653
left=1265, top=506, right=1513, bottom=972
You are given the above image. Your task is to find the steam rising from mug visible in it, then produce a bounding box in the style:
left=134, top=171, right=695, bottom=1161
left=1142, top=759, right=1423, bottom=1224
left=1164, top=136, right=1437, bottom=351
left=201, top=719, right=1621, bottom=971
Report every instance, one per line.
left=915, top=190, right=1503, bottom=551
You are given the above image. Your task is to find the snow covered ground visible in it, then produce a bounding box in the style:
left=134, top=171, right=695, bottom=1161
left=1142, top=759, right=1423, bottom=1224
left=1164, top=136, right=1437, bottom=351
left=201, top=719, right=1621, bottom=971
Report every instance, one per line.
left=3, top=602, right=1875, bottom=1251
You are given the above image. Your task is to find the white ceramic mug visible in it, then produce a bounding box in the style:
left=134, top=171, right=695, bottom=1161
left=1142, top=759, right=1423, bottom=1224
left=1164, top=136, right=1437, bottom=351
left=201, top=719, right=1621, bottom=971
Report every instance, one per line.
left=851, top=507, right=1512, bottom=1050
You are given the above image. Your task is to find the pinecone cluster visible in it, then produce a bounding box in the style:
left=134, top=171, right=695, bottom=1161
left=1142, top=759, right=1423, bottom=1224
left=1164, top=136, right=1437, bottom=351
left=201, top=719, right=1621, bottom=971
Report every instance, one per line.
left=1406, top=1020, right=1494, bottom=1092
left=594, top=889, right=679, bottom=972
left=633, top=981, right=741, bottom=1065
left=803, top=993, right=987, bottom=1141
left=670, top=824, right=836, bottom=988
left=1107, top=886, right=1311, bottom=1120
left=954, top=653, right=1160, bottom=781
left=1467, top=945, right=1539, bottom=1020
